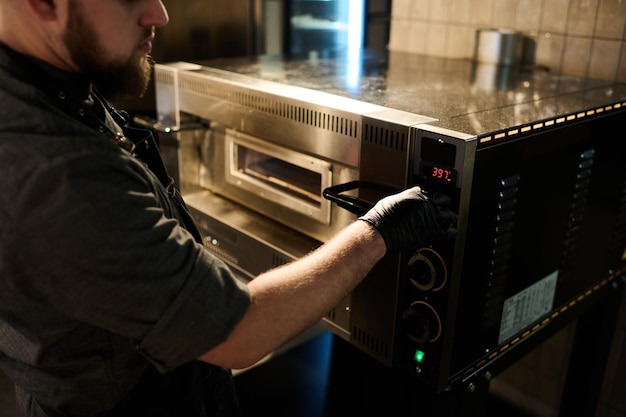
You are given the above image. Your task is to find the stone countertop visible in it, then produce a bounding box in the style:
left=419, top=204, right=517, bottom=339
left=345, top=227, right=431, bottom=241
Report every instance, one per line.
left=189, top=48, right=626, bottom=137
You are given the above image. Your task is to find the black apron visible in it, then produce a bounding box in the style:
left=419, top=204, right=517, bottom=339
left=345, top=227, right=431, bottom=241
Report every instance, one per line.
left=95, top=98, right=244, bottom=417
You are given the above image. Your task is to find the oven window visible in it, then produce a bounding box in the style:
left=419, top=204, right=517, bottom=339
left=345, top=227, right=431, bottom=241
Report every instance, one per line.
left=237, top=146, right=322, bottom=207
left=225, top=128, right=333, bottom=225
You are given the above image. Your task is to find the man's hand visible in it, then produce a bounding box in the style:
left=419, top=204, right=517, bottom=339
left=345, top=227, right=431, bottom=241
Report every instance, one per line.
left=358, top=186, right=457, bottom=253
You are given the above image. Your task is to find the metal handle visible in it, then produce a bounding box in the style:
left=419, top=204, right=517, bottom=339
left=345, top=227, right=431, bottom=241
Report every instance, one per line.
left=323, top=180, right=397, bottom=216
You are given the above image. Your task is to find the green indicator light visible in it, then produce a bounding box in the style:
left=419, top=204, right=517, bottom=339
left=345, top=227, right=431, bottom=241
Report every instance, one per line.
left=414, top=349, right=425, bottom=364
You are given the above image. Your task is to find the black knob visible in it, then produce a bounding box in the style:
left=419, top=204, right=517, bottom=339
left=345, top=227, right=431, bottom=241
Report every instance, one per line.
left=406, top=248, right=447, bottom=291
left=401, top=301, right=441, bottom=344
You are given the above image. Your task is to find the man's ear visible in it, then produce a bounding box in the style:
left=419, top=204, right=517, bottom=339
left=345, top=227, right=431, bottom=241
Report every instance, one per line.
left=26, top=0, right=58, bottom=20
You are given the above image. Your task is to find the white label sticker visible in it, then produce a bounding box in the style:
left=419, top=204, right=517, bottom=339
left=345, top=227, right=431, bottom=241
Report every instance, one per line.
left=498, top=270, right=558, bottom=344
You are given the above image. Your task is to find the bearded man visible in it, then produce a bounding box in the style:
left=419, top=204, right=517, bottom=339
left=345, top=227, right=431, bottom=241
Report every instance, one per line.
left=0, top=0, right=453, bottom=416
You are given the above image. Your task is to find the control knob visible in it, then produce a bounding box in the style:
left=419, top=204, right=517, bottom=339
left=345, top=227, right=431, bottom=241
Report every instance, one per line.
left=406, top=248, right=447, bottom=291
left=401, top=301, right=441, bottom=344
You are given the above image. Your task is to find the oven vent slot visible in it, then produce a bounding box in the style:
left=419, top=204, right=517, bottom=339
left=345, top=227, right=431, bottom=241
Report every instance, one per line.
left=230, top=90, right=359, bottom=138
left=608, top=178, right=626, bottom=265
left=271, top=253, right=291, bottom=268
left=351, top=326, right=390, bottom=361
left=203, top=221, right=239, bottom=245
left=204, top=243, right=239, bottom=267
left=362, top=122, right=407, bottom=151
left=560, top=148, right=595, bottom=283
left=178, top=74, right=359, bottom=138
left=154, top=67, right=175, bottom=86
left=482, top=174, right=520, bottom=329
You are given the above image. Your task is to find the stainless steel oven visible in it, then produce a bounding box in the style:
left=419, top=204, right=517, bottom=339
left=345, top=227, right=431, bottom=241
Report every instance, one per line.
left=152, top=60, right=422, bottom=245
left=154, top=50, right=626, bottom=392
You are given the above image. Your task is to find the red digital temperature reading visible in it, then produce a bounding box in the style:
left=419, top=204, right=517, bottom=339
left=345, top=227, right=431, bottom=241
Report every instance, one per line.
left=421, top=162, right=457, bottom=184
left=431, top=166, right=453, bottom=181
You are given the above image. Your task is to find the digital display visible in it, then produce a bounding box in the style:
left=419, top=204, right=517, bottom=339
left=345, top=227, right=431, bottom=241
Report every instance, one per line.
left=421, top=161, right=457, bottom=184
left=418, top=137, right=458, bottom=185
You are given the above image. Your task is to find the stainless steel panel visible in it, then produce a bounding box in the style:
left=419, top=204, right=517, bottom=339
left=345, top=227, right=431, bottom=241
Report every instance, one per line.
left=195, top=122, right=359, bottom=242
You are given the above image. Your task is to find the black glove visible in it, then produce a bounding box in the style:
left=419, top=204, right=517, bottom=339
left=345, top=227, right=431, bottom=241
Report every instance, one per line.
left=359, top=186, right=457, bottom=253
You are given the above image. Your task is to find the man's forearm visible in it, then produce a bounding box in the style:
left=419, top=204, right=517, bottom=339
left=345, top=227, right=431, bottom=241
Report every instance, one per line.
left=198, top=220, right=385, bottom=369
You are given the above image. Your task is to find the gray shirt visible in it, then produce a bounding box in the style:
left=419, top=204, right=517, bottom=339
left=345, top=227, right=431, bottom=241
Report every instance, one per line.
left=0, top=44, right=251, bottom=415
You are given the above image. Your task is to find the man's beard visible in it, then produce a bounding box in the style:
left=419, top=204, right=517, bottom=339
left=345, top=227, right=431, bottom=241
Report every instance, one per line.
left=63, top=1, right=153, bottom=100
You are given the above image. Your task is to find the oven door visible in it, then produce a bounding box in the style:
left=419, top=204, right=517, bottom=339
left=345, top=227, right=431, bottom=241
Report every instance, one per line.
left=225, top=128, right=333, bottom=226
left=198, top=124, right=359, bottom=243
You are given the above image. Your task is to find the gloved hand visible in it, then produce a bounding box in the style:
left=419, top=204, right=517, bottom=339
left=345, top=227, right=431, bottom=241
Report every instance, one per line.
left=359, top=186, right=457, bottom=253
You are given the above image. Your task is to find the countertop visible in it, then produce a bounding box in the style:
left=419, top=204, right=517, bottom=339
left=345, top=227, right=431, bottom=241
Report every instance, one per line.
left=189, top=48, right=626, bottom=137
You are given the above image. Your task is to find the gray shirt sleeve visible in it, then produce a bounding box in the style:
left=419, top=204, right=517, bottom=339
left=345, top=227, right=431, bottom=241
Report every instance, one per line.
left=8, top=143, right=251, bottom=372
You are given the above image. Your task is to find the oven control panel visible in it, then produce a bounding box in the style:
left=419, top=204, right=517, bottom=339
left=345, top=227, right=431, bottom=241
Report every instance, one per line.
left=396, top=134, right=463, bottom=384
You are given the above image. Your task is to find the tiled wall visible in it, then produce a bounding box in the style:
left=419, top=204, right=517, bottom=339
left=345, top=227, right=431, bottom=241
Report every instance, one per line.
left=388, top=0, right=626, bottom=82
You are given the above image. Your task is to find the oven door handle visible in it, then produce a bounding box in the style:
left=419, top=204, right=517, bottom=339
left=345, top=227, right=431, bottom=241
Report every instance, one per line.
left=323, top=181, right=396, bottom=216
